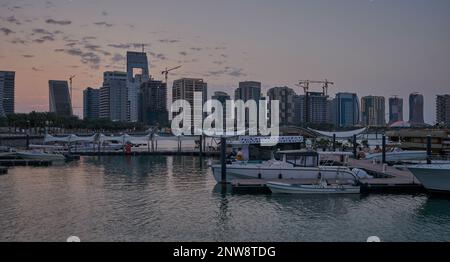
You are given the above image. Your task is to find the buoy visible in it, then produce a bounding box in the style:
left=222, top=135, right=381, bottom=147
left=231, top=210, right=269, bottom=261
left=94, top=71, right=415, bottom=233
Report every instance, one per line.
left=125, top=143, right=132, bottom=155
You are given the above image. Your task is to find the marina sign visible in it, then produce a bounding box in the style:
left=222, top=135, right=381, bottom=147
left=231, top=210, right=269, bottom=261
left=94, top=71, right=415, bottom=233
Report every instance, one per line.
left=238, top=136, right=304, bottom=145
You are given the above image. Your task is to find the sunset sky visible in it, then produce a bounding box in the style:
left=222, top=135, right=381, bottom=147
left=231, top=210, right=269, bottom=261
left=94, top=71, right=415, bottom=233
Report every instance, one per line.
left=0, top=0, right=449, bottom=123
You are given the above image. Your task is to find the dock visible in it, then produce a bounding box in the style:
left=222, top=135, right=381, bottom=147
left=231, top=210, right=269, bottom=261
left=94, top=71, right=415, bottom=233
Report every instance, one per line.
left=0, top=159, right=53, bottom=167
left=231, top=159, right=425, bottom=194
left=0, top=167, right=7, bottom=175
left=75, top=150, right=220, bottom=157
left=349, top=159, right=425, bottom=193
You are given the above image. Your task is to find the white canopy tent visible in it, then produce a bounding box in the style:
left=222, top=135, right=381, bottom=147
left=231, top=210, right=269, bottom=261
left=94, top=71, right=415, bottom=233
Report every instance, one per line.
left=70, top=134, right=97, bottom=143
left=44, top=134, right=97, bottom=144
left=153, top=135, right=199, bottom=142
left=99, top=134, right=151, bottom=144
left=307, top=127, right=367, bottom=138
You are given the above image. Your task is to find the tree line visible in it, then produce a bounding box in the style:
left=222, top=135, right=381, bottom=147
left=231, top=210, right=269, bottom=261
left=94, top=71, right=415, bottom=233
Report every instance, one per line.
left=0, top=112, right=147, bottom=134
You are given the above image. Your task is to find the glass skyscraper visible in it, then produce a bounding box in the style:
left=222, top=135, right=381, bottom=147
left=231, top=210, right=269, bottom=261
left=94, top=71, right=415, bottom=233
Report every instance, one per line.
left=335, top=92, right=360, bottom=127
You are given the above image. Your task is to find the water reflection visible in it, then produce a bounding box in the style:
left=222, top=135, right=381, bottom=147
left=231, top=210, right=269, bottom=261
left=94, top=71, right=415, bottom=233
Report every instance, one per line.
left=1, top=155, right=450, bottom=241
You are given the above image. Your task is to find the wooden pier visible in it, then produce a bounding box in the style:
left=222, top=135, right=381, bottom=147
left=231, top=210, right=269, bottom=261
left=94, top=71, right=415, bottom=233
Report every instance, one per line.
left=231, top=159, right=426, bottom=194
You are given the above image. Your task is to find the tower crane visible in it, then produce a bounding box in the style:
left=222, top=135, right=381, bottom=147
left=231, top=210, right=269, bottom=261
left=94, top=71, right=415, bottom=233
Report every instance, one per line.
left=296, top=79, right=334, bottom=124
left=69, top=75, right=76, bottom=116
left=162, top=65, right=182, bottom=85
left=297, top=79, right=334, bottom=96
left=69, top=75, right=76, bottom=102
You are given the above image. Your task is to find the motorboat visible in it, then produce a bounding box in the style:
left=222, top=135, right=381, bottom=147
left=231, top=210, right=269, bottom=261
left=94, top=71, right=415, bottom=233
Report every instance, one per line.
left=16, top=151, right=66, bottom=161
left=266, top=181, right=360, bottom=194
left=70, top=143, right=123, bottom=152
left=364, top=150, right=427, bottom=162
left=211, top=150, right=358, bottom=183
left=407, top=164, right=450, bottom=193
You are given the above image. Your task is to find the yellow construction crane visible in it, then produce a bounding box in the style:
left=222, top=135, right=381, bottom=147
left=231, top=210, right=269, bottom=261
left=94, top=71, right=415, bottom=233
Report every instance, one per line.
left=162, top=65, right=182, bottom=85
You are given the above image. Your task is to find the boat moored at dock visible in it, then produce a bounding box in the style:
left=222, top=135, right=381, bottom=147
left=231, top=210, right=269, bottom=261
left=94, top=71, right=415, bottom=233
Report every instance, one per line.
left=211, top=150, right=358, bottom=183
left=16, top=151, right=66, bottom=161
left=364, top=150, right=427, bottom=162
left=266, top=181, right=360, bottom=194
left=407, top=164, right=450, bottom=193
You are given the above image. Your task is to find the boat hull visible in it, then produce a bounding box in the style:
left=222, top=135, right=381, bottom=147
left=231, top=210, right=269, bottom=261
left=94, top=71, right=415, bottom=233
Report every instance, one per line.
left=365, top=151, right=427, bottom=162
left=408, top=165, right=450, bottom=192
left=17, top=152, right=66, bottom=161
left=267, top=182, right=360, bottom=194
left=211, top=164, right=356, bottom=183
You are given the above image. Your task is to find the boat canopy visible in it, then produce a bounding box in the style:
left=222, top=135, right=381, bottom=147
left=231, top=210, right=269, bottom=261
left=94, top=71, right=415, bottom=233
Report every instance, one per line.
left=276, top=150, right=318, bottom=156
left=307, top=127, right=367, bottom=138
left=276, top=150, right=353, bottom=156
left=317, top=151, right=354, bottom=156
left=44, top=133, right=203, bottom=144
left=99, top=134, right=152, bottom=143
left=44, top=134, right=96, bottom=143
left=153, top=135, right=199, bottom=141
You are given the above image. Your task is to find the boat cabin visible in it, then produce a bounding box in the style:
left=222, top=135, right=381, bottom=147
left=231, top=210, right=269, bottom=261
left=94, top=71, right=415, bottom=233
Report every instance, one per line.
left=276, top=150, right=319, bottom=167
left=275, top=150, right=353, bottom=167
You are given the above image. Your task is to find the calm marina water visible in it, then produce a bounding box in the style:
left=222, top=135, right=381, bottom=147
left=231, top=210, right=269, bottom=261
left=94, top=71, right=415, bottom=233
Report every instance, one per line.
left=1, top=155, right=450, bottom=242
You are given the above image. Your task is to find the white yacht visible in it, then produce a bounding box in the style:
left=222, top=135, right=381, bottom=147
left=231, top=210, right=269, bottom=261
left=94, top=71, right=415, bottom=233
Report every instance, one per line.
left=211, top=150, right=358, bottom=183
left=266, top=181, right=360, bottom=194
left=16, top=151, right=66, bottom=161
left=365, top=150, right=427, bottom=162
left=407, top=164, right=450, bottom=193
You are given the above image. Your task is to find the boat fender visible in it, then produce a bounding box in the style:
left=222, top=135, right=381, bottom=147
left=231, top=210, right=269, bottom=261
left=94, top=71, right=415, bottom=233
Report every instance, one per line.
left=258, top=173, right=262, bottom=179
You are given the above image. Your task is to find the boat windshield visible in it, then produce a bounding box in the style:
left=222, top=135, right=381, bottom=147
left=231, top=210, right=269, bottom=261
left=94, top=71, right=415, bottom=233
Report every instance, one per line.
left=285, top=153, right=319, bottom=167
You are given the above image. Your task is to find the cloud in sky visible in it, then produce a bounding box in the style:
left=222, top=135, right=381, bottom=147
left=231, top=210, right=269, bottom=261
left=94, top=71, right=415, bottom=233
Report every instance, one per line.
left=46, top=18, right=72, bottom=25
left=0, top=27, right=15, bottom=35
left=158, top=39, right=180, bottom=44
left=5, top=16, right=22, bottom=25
left=204, top=67, right=247, bottom=78
left=94, top=22, right=114, bottom=27
left=111, top=53, right=126, bottom=63
left=55, top=48, right=102, bottom=69
left=84, top=44, right=111, bottom=56
left=10, top=38, right=27, bottom=44
left=82, top=36, right=97, bottom=41
left=32, top=28, right=54, bottom=35
left=108, top=43, right=131, bottom=49
left=31, top=67, right=44, bottom=72
left=0, top=0, right=448, bottom=124
left=33, top=35, right=55, bottom=43
left=228, top=68, right=246, bottom=77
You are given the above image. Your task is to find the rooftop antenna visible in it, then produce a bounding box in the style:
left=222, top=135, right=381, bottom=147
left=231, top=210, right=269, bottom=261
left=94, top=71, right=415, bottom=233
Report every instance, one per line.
left=142, top=43, right=145, bottom=53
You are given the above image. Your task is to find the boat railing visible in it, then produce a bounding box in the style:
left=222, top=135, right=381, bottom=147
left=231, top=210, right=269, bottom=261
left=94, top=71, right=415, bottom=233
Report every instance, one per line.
left=321, top=158, right=336, bottom=167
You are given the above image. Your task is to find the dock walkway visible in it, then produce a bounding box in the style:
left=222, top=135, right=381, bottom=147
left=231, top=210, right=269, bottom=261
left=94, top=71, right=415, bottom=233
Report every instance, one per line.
left=0, top=159, right=52, bottom=167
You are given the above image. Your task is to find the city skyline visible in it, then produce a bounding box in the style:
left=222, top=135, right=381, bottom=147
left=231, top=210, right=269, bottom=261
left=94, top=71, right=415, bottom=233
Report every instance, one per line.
left=1, top=0, right=450, bottom=124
